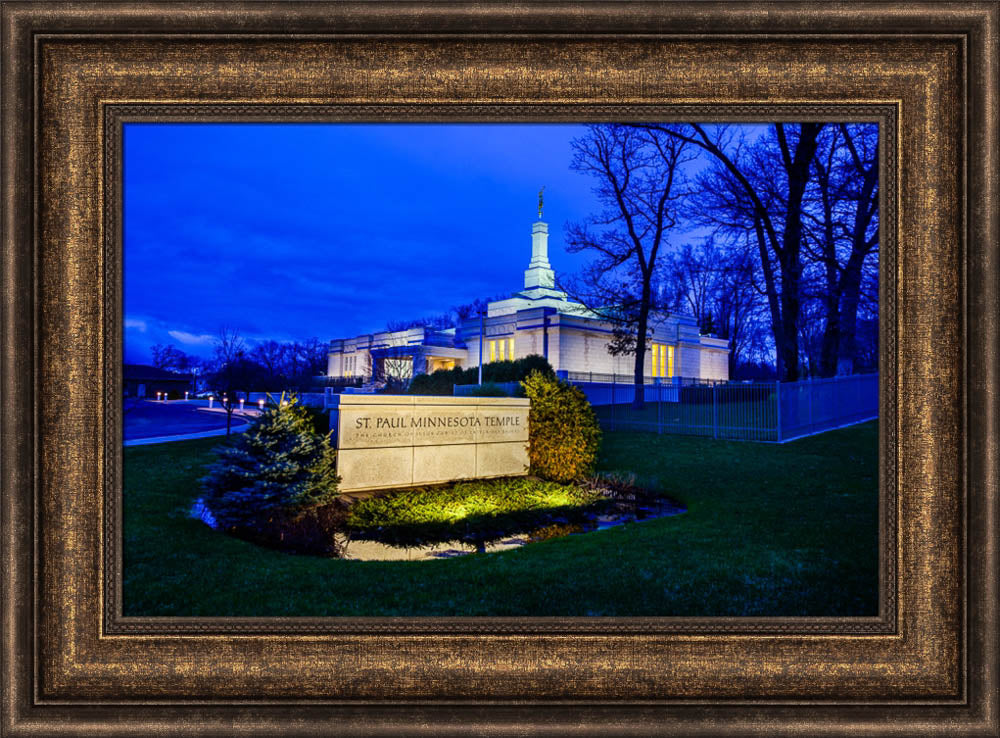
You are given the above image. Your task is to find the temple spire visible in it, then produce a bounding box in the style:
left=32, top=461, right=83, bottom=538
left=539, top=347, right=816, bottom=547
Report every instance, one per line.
left=524, top=199, right=555, bottom=290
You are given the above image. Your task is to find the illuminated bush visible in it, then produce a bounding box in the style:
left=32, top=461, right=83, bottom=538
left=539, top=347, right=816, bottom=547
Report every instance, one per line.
left=521, top=371, right=602, bottom=482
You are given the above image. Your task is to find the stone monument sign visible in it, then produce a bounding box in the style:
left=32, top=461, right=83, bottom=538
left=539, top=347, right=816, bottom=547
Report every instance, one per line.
left=327, top=394, right=530, bottom=492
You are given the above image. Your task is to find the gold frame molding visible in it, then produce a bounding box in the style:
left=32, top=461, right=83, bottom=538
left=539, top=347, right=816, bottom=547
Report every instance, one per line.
left=2, top=3, right=997, bottom=736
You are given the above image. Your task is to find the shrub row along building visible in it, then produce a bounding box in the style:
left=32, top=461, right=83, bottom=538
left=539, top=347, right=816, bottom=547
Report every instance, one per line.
left=326, top=214, right=730, bottom=385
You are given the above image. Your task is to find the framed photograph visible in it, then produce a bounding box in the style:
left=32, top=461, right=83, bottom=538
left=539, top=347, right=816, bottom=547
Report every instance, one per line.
left=2, top=2, right=996, bottom=736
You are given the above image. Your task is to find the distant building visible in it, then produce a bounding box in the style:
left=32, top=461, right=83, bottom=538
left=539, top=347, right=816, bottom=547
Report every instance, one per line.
left=123, top=364, right=194, bottom=398
left=327, top=215, right=729, bottom=385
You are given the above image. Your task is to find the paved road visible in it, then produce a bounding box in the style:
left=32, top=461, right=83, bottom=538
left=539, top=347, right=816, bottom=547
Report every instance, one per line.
left=124, top=400, right=256, bottom=441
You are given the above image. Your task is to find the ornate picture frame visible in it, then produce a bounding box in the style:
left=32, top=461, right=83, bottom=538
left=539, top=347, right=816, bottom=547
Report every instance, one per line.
left=2, top=3, right=996, bottom=735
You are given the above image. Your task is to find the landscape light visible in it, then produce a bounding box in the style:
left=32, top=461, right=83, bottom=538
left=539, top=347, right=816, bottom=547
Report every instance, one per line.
left=239, top=398, right=245, bottom=410
left=208, top=396, right=214, bottom=408
left=258, top=399, right=265, bottom=411
left=184, top=391, right=189, bottom=400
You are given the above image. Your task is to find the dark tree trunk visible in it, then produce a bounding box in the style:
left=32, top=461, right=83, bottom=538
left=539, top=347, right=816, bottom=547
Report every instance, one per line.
left=632, top=279, right=652, bottom=409
left=752, top=217, right=785, bottom=381
left=819, top=305, right=840, bottom=377
left=778, top=251, right=802, bottom=381
left=836, top=253, right=866, bottom=375
left=815, top=158, right=841, bottom=378
left=775, top=123, right=823, bottom=381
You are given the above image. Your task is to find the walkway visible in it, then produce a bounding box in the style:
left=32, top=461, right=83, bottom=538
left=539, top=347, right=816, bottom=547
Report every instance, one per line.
left=124, top=399, right=256, bottom=446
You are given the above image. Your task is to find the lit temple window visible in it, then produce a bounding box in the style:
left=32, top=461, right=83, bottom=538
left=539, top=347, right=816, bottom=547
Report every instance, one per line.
left=651, top=343, right=675, bottom=378
left=508, top=337, right=515, bottom=359
left=498, top=339, right=506, bottom=361
left=489, top=340, right=496, bottom=363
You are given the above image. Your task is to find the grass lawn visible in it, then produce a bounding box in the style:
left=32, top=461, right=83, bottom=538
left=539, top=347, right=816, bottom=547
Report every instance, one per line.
left=123, top=421, right=878, bottom=617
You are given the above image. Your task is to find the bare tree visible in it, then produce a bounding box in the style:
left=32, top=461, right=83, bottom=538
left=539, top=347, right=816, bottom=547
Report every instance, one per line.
left=646, top=122, right=825, bottom=381
left=563, top=124, right=694, bottom=407
left=250, top=340, right=287, bottom=388
left=452, top=295, right=509, bottom=322
left=385, top=314, right=454, bottom=332
left=209, top=327, right=249, bottom=435
left=665, top=236, right=769, bottom=378
left=296, top=337, right=330, bottom=379
left=785, top=123, right=880, bottom=376
left=150, top=343, right=199, bottom=373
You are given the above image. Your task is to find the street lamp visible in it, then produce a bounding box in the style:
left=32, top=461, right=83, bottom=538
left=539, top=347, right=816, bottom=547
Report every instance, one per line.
left=478, top=309, right=485, bottom=385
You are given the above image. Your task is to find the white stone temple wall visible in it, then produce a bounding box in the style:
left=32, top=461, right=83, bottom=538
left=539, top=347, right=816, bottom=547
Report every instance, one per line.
left=327, top=352, right=341, bottom=378
left=556, top=327, right=632, bottom=376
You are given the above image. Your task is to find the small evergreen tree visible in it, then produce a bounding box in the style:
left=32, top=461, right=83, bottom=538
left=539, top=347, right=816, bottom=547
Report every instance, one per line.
left=201, top=394, right=340, bottom=529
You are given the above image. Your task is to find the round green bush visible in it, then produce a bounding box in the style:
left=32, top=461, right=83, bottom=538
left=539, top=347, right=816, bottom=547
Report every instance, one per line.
left=521, top=371, right=602, bottom=482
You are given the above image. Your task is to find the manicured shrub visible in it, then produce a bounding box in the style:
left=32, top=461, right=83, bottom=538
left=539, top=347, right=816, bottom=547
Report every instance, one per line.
left=301, top=404, right=332, bottom=435
left=200, top=394, right=341, bottom=532
left=521, top=370, right=602, bottom=482
left=408, top=354, right=555, bottom=396
left=480, top=354, right=555, bottom=384
left=511, top=353, right=555, bottom=381
left=408, top=366, right=466, bottom=395
left=226, top=501, right=349, bottom=557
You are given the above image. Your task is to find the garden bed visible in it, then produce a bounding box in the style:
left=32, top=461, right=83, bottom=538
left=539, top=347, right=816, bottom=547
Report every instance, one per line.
left=341, top=475, right=685, bottom=560
left=193, top=474, right=685, bottom=559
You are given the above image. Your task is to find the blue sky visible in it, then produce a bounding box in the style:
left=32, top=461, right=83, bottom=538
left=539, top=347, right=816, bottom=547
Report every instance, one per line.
left=124, top=122, right=614, bottom=363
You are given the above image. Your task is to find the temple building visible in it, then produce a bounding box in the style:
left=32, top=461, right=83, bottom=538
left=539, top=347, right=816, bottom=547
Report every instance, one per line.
left=327, top=210, right=729, bottom=385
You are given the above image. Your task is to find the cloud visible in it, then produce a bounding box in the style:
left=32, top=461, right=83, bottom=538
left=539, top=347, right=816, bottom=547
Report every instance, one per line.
left=124, top=318, right=147, bottom=332
left=167, top=330, right=216, bottom=346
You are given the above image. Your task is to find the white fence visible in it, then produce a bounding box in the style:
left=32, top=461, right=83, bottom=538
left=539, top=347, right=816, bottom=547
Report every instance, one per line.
left=776, top=373, right=879, bottom=440
left=571, top=373, right=878, bottom=443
